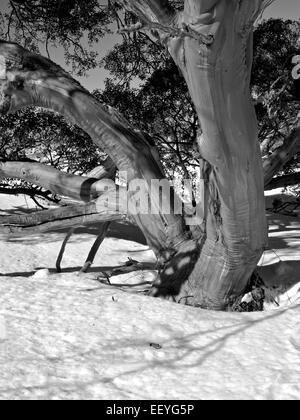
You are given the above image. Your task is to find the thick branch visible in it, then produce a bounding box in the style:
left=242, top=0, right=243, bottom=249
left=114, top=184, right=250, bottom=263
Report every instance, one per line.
left=265, top=172, right=300, bottom=191
left=0, top=199, right=127, bottom=234
left=86, top=157, right=117, bottom=180
left=0, top=41, right=188, bottom=255
left=263, top=127, right=300, bottom=187
left=0, top=161, right=117, bottom=202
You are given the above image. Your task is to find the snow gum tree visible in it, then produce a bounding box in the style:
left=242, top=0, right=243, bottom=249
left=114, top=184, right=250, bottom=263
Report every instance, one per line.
left=0, top=0, right=287, bottom=309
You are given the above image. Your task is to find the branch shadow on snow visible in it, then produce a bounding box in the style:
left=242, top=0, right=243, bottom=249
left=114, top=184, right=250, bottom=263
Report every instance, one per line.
left=267, top=214, right=300, bottom=250
left=61, top=305, right=300, bottom=399
left=0, top=303, right=298, bottom=399
left=0, top=264, right=155, bottom=278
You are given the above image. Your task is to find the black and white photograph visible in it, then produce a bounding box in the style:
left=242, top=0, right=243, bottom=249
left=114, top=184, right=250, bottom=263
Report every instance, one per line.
left=0, top=0, right=299, bottom=402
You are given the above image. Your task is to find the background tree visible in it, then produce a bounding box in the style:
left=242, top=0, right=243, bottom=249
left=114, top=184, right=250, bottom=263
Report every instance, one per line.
left=252, top=19, right=300, bottom=193
left=0, top=108, right=108, bottom=204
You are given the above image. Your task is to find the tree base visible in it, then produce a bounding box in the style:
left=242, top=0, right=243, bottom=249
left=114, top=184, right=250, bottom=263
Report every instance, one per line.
left=149, top=239, right=264, bottom=311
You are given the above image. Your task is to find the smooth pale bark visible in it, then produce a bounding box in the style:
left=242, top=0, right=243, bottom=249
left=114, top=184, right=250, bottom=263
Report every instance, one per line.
left=149, top=0, right=269, bottom=307
left=86, top=158, right=117, bottom=180
left=0, top=161, right=117, bottom=202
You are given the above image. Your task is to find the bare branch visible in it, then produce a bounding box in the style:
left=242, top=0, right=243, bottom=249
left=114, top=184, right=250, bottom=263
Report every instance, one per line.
left=117, top=18, right=214, bottom=44
left=56, top=227, right=75, bottom=273
left=0, top=41, right=164, bottom=178
left=0, top=186, right=58, bottom=203
left=234, top=0, right=278, bottom=32
left=79, top=222, right=111, bottom=274
left=263, top=127, right=300, bottom=187
left=265, top=172, right=300, bottom=191
left=122, top=0, right=176, bottom=25
left=0, top=161, right=118, bottom=203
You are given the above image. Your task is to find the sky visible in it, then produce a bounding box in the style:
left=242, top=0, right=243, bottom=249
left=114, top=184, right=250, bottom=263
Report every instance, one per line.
left=0, top=0, right=299, bottom=91
left=263, top=0, right=300, bottom=20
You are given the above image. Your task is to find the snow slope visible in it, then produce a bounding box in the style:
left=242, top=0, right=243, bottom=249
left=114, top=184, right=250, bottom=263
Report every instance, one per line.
left=0, top=194, right=299, bottom=400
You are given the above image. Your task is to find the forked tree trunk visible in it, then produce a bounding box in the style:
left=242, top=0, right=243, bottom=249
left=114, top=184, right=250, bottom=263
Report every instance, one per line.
left=0, top=0, right=274, bottom=309
left=151, top=0, right=269, bottom=307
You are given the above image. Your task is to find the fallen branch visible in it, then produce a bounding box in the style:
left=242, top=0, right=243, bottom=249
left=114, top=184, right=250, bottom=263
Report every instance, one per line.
left=0, top=200, right=127, bottom=234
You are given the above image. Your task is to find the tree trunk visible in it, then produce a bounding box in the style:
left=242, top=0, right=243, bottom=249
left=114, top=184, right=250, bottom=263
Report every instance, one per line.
left=0, top=0, right=274, bottom=309
left=149, top=0, right=268, bottom=308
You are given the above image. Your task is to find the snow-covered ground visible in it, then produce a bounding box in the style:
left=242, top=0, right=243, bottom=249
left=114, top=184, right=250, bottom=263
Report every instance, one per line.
left=0, top=193, right=299, bottom=400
